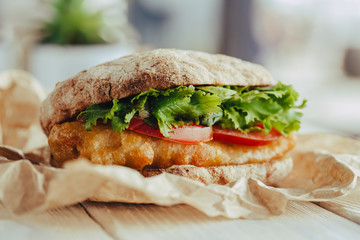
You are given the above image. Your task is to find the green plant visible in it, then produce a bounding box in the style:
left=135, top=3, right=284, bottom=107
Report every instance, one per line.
left=41, top=0, right=106, bottom=45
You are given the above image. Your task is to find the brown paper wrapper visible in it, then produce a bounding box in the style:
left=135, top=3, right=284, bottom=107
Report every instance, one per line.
left=0, top=133, right=359, bottom=219
left=0, top=71, right=359, bottom=218
left=0, top=70, right=48, bottom=151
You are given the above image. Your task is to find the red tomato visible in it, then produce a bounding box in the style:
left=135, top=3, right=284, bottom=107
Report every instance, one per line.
left=212, top=126, right=282, bottom=146
left=128, top=118, right=213, bottom=144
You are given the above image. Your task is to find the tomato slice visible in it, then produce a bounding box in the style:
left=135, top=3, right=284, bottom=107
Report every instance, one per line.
left=128, top=118, right=213, bottom=144
left=212, top=126, right=282, bottom=146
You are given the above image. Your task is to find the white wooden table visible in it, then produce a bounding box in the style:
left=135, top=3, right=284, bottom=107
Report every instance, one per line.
left=0, top=198, right=359, bottom=240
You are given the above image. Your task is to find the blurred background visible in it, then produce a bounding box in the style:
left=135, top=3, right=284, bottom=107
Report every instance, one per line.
left=0, top=0, right=359, bottom=137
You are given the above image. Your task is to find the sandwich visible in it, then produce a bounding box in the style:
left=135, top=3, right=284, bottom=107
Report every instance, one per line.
left=40, top=49, right=305, bottom=185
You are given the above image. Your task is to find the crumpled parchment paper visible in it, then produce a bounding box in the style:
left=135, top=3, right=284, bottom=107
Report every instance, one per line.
left=0, top=70, right=47, bottom=151
left=0, top=133, right=359, bottom=219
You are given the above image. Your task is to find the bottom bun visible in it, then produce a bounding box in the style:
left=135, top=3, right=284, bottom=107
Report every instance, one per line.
left=141, top=157, right=293, bottom=185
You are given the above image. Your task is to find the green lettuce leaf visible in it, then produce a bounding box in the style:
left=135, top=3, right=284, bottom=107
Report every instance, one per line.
left=197, top=86, right=237, bottom=101
left=78, top=99, right=118, bottom=131
left=218, top=82, right=306, bottom=134
left=78, top=82, right=306, bottom=137
left=78, top=85, right=223, bottom=137
left=150, top=86, right=222, bottom=137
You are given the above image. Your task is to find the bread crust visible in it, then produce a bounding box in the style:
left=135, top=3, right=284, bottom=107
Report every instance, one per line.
left=141, top=157, right=293, bottom=185
left=40, top=49, right=275, bottom=135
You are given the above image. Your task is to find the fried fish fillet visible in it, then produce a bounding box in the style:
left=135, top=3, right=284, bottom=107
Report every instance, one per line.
left=49, top=121, right=296, bottom=170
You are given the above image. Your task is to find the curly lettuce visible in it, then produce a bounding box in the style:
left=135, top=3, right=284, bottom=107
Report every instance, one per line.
left=78, top=82, right=306, bottom=137
left=198, top=83, right=306, bottom=134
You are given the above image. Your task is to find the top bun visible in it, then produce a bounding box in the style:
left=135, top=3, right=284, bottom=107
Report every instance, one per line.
left=40, top=49, right=275, bottom=135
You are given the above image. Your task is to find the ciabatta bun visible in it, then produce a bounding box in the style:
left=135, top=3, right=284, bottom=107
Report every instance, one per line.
left=141, top=157, right=293, bottom=185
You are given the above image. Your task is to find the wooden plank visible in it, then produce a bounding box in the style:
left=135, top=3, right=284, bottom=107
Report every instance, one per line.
left=82, top=201, right=360, bottom=240
left=0, top=203, right=112, bottom=240
left=317, top=183, right=360, bottom=224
